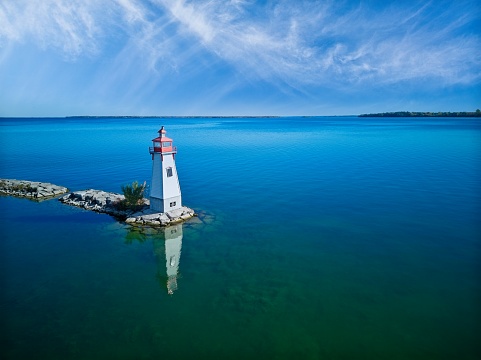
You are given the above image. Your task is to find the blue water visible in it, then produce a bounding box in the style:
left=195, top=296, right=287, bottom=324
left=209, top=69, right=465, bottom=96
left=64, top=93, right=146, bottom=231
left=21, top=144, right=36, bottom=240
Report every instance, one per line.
left=1, top=117, right=480, bottom=359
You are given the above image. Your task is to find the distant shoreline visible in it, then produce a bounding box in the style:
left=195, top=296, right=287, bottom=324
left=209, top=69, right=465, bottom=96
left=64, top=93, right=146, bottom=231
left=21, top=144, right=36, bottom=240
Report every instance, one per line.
left=65, top=115, right=281, bottom=119
left=1, top=113, right=480, bottom=119
left=359, top=111, right=481, bottom=117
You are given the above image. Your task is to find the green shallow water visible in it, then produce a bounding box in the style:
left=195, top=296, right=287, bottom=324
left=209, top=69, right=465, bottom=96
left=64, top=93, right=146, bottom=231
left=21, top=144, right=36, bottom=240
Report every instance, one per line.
left=1, top=117, right=480, bottom=359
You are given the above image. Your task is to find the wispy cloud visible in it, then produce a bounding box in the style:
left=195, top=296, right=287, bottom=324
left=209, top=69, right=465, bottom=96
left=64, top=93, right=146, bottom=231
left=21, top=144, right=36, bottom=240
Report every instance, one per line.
left=151, top=0, right=481, bottom=87
left=0, top=0, right=104, bottom=57
left=1, top=0, right=480, bottom=96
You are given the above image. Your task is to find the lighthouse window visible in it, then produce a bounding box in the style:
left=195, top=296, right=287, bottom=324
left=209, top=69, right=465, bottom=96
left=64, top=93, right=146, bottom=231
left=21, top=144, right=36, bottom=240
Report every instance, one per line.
left=166, top=167, right=173, bottom=177
left=163, top=142, right=171, bottom=147
left=170, top=202, right=176, bottom=207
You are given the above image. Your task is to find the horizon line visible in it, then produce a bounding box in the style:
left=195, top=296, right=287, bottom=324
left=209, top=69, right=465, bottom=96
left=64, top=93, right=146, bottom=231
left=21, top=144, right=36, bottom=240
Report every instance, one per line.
left=0, top=115, right=358, bottom=119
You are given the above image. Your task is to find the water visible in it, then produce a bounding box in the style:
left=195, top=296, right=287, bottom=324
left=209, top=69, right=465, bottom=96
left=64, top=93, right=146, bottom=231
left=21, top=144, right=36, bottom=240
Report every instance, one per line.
left=1, top=117, right=480, bottom=359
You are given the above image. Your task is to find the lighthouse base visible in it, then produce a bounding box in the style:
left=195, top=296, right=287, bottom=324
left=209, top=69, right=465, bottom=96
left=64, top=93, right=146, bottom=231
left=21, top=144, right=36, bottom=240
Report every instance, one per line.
left=150, top=195, right=182, bottom=213
left=126, top=206, right=195, bottom=226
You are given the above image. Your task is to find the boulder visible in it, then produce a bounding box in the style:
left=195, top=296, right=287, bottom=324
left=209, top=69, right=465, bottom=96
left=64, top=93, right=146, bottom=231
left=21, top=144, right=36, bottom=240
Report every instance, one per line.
left=141, top=214, right=161, bottom=221
left=180, top=213, right=193, bottom=220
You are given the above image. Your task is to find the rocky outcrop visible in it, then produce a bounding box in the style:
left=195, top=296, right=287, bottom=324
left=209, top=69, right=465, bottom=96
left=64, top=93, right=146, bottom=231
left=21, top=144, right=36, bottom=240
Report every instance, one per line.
left=125, top=206, right=196, bottom=226
left=59, top=189, right=195, bottom=226
left=0, top=179, right=69, bottom=199
left=2, top=180, right=196, bottom=227
left=59, top=189, right=137, bottom=218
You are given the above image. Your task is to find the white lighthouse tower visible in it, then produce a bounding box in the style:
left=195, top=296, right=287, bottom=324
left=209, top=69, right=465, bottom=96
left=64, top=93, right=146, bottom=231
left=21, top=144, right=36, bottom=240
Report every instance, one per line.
left=149, top=126, right=182, bottom=213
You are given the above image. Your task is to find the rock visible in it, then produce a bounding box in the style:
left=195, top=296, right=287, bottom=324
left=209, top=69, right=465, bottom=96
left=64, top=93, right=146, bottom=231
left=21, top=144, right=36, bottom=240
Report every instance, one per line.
left=180, top=213, right=193, bottom=220
left=186, top=216, right=203, bottom=225
left=0, top=178, right=69, bottom=199
left=141, top=214, right=161, bottom=221
left=159, top=214, right=170, bottom=222
left=201, top=214, right=216, bottom=225
left=167, top=208, right=184, bottom=219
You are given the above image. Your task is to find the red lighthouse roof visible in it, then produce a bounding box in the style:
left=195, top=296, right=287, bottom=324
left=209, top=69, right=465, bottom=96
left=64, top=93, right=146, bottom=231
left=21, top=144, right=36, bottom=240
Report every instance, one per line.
left=150, top=126, right=176, bottom=154
left=152, top=126, right=173, bottom=142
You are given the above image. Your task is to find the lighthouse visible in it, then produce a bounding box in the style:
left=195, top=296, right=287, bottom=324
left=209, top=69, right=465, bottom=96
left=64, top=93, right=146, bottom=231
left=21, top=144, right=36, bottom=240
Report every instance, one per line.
left=149, top=126, right=182, bottom=213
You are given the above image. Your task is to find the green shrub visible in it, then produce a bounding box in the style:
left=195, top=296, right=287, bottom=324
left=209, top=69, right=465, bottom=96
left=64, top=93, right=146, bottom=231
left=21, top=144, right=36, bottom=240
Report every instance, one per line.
left=120, top=181, right=146, bottom=210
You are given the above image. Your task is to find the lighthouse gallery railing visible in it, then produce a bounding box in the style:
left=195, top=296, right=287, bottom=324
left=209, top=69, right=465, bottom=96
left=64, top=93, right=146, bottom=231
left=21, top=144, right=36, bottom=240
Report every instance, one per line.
left=149, top=146, right=177, bottom=153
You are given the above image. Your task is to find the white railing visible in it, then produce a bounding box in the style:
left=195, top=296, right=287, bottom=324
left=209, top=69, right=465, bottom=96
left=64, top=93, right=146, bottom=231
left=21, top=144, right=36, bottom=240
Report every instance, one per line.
left=149, top=146, right=177, bottom=153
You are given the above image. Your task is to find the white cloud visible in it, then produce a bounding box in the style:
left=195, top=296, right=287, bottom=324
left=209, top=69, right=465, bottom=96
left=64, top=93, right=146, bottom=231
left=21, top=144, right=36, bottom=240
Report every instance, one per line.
left=153, top=0, right=481, bottom=87
left=0, top=0, right=104, bottom=57
left=0, top=0, right=479, bottom=89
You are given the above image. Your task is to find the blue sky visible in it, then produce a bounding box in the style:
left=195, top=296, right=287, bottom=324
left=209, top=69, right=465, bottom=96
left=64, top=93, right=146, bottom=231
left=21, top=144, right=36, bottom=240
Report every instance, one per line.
left=0, top=0, right=480, bottom=116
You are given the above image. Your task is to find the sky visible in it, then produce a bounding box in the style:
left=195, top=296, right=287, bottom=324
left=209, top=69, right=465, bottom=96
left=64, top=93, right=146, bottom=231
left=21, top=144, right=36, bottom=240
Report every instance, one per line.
left=0, top=0, right=480, bottom=117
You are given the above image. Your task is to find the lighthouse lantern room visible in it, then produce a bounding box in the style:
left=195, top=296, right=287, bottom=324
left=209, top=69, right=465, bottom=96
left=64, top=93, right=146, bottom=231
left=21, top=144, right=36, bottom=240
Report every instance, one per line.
left=149, top=126, right=182, bottom=213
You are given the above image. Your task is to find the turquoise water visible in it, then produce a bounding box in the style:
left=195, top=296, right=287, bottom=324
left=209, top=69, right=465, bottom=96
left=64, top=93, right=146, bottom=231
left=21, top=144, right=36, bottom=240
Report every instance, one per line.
left=1, top=117, right=480, bottom=359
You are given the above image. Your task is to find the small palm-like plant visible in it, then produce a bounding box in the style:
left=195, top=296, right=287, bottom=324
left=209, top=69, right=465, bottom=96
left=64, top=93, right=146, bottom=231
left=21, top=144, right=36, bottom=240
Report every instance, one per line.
left=120, top=181, right=146, bottom=210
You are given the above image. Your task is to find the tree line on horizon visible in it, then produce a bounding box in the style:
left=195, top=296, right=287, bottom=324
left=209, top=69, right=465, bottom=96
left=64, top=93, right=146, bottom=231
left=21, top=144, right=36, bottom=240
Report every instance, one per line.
left=359, top=110, right=481, bottom=117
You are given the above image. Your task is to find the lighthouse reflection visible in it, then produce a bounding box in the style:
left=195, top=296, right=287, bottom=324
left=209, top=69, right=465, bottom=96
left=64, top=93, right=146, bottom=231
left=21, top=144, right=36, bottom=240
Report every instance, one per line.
left=124, top=224, right=183, bottom=295
left=153, top=224, right=183, bottom=295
